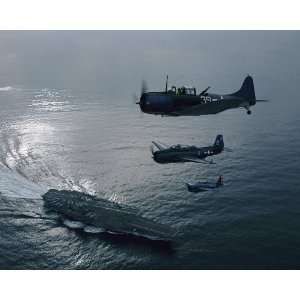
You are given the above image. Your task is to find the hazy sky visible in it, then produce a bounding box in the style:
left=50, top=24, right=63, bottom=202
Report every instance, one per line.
left=0, top=31, right=299, bottom=98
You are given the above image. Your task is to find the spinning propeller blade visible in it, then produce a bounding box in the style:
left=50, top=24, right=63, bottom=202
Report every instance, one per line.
left=133, top=80, right=148, bottom=105
left=134, top=80, right=148, bottom=117
left=141, top=80, right=148, bottom=95
left=150, top=144, right=155, bottom=154
left=133, top=93, right=139, bottom=104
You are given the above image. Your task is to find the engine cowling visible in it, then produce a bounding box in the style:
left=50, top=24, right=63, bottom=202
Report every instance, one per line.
left=140, top=93, right=173, bottom=114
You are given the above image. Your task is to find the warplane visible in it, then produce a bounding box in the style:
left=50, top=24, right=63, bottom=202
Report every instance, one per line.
left=151, top=135, right=224, bottom=164
left=136, top=75, right=267, bottom=116
left=186, top=175, right=224, bottom=193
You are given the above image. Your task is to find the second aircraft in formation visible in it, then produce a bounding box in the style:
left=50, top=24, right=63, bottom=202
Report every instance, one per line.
left=151, top=135, right=224, bottom=165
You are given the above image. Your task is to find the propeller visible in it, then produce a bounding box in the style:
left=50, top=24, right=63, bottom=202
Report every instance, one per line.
left=150, top=144, right=155, bottom=154
left=165, top=75, right=168, bottom=93
left=134, top=80, right=148, bottom=105
left=133, top=80, right=149, bottom=117
left=141, top=80, right=148, bottom=95
left=133, top=93, right=139, bottom=104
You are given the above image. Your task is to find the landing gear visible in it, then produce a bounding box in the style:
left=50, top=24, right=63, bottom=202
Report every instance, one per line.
left=244, top=105, right=252, bottom=115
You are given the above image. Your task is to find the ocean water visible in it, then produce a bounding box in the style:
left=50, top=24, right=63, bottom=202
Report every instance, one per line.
left=0, top=31, right=300, bottom=269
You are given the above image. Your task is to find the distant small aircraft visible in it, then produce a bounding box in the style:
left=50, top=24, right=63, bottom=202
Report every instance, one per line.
left=151, top=135, right=224, bottom=164
left=136, top=75, right=267, bottom=116
left=186, top=175, right=224, bottom=193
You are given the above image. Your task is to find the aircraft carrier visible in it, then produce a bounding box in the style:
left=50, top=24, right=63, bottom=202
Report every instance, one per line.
left=43, top=189, right=174, bottom=242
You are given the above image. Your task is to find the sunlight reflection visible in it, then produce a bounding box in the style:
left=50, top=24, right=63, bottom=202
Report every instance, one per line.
left=29, top=88, right=76, bottom=112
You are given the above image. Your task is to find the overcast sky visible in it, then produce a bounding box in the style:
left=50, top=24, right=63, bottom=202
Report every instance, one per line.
left=0, top=31, right=299, bottom=98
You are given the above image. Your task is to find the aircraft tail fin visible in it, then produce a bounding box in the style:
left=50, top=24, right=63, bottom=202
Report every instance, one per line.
left=231, top=75, right=256, bottom=105
left=213, top=135, right=224, bottom=150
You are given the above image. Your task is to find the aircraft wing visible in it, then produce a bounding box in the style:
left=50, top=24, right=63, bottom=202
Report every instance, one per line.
left=151, top=141, right=168, bottom=151
left=173, top=101, right=229, bottom=116
left=181, top=157, right=215, bottom=164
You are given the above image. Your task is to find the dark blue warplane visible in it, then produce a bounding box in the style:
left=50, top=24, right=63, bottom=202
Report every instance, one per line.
left=186, top=175, right=224, bottom=193
left=151, top=135, right=224, bottom=164
left=136, top=75, right=267, bottom=116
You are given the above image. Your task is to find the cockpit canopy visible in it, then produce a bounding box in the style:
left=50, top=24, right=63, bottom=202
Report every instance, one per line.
left=168, top=85, right=196, bottom=96
left=170, top=144, right=197, bottom=150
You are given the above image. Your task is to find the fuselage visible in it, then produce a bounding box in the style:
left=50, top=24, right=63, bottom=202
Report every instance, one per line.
left=153, top=144, right=223, bottom=164
left=140, top=92, right=253, bottom=116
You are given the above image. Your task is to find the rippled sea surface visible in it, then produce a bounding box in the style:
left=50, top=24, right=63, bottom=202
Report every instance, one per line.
left=1, top=31, right=300, bottom=269
left=0, top=83, right=300, bottom=270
